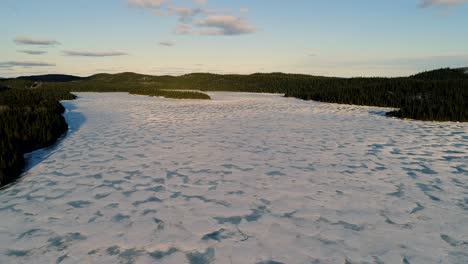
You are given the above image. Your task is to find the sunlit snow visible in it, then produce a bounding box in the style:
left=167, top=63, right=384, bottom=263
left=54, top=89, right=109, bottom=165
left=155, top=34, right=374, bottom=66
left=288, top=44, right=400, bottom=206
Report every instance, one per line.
left=0, top=92, right=467, bottom=263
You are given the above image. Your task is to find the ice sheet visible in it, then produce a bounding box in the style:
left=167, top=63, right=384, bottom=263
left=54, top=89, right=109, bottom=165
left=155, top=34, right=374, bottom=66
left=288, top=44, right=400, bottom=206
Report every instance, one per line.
left=0, top=92, right=467, bottom=263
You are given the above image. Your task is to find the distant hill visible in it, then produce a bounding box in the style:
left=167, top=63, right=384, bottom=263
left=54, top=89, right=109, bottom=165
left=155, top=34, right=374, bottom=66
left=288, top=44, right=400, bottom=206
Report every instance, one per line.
left=16, top=74, right=86, bottom=82
left=411, top=68, right=468, bottom=80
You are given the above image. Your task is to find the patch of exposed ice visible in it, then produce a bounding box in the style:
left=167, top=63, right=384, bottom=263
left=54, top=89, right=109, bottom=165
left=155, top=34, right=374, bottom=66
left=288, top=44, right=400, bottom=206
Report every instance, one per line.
left=0, top=92, right=467, bottom=263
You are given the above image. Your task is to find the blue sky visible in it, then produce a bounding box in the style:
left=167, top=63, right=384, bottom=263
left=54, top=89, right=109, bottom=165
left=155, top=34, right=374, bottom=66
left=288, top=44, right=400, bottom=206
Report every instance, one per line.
left=1, top=0, right=468, bottom=77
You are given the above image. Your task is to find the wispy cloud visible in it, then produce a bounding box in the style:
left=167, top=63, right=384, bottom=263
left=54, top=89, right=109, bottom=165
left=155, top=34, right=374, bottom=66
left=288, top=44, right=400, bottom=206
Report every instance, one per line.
left=0, top=61, right=56, bottom=67
left=419, top=0, right=468, bottom=8
left=193, top=15, right=256, bottom=35
left=159, top=41, right=175, bottom=46
left=192, top=0, right=208, bottom=5
left=63, top=50, right=128, bottom=57
left=17, top=50, right=47, bottom=55
left=127, top=0, right=170, bottom=9
left=14, top=37, right=60, bottom=46
left=127, top=0, right=255, bottom=36
left=168, top=7, right=229, bottom=22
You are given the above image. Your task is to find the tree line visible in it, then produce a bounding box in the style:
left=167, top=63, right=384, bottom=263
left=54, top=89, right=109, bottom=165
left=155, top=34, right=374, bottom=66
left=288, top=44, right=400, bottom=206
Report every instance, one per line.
left=0, top=88, right=76, bottom=186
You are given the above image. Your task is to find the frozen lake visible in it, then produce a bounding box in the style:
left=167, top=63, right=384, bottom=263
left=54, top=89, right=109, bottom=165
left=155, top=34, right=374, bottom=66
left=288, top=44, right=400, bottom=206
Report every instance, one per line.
left=0, top=92, right=467, bottom=263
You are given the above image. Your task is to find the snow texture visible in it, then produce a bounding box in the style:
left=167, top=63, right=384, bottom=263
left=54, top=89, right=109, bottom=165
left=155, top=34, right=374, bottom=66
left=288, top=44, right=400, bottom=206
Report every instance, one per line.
left=0, top=92, right=467, bottom=263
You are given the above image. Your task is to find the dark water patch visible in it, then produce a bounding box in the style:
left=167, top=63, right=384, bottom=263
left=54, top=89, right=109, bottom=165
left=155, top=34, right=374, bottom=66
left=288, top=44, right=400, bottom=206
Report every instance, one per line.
left=88, top=210, right=104, bottom=223
left=380, top=212, right=412, bottom=229
left=390, top=148, right=402, bottom=155
left=227, top=190, right=245, bottom=195
left=222, top=164, right=254, bottom=172
left=153, top=178, right=165, bottom=184
left=47, top=232, right=86, bottom=251
left=88, top=249, right=99, bottom=255
left=106, top=245, right=121, bottom=255
left=145, top=185, right=165, bottom=193
left=443, top=150, right=465, bottom=154
left=0, top=204, right=21, bottom=213
left=341, top=170, right=356, bottom=175
left=202, top=228, right=233, bottom=242
left=149, top=247, right=178, bottom=260
left=245, top=206, right=267, bottom=222
left=410, top=203, right=425, bottom=214
left=367, top=143, right=385, bottom=156
left=318, top=216, right=365, bottom=231
left=214, top=216, right=242, bottom=225
left=95, top=193, right=111, bottom=199
left=456, top=198, right=468, bottom=211
left=317, top=237, right=338, bottom=245
left=118, top=248, right=145, bottom=264
left=170, top=192, right=181, bottom=199
left=291, top=163, right=317, bottom=172
left=282, top=210, right=297, bottom=218
left=406, top=171, right=418, bottom=179
left=17, top=228, right=43, bottom=240
left=132, top=196, right=162, bottom=207
left=266, top=171, right=286, bottom=176
left=452, top=166, right=468, bottom=175
left=416, top=183, right=442, bottom=201
left=5, top=249, right=30, bottom=257
left=67, top=200, right=92, bottom=208
left=122, top=190, right=137, bottom=197
left=56, top=254, right=68, bottom=263
left=256, top=261, right=285, bottom=264
left=186, top=247, right=215, bottom=264
left=153, top=218, right=165, bottom=230
left=142, top=209, right=157, bottom=215
left=333, top=221, right=364, bottom=232
left=105, top=202, right=119, bottom=209
left=51, top=171, right=80, bottom=177
left=86, top=173, right=103, bottom=179
left=441, top=234, right=468, bottom=247
left=182, top=194, right=230, bottom=207
left=112, top=213, right=131, bottom=222
left=387, top=183, right=405, bottom=198
left=420, top=165, right=438, bottom=175
left=166, top=170, right=190, bottom=183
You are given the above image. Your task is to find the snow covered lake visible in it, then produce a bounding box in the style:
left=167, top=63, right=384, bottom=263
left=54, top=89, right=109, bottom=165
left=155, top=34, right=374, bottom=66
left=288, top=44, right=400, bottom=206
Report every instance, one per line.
left=0, top=92, right=467, bottom=263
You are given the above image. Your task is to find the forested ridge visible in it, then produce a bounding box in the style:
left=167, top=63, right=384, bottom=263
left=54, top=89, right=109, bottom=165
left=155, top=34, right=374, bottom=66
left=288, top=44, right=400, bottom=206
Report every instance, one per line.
left=15, top=67, right=464, bottom=122
left=0, top=67, right=466, bottom=186
left=0, top=88, right=76, bottom=186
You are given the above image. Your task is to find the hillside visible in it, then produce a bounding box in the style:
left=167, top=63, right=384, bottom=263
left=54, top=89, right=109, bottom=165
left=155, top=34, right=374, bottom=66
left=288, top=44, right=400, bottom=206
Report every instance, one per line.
left=1, top=68, right=467, bottom=121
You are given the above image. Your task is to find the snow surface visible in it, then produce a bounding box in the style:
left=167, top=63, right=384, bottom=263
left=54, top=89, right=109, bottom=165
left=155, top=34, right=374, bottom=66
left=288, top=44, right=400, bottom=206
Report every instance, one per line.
left=0, top=92, right=467, bottom=264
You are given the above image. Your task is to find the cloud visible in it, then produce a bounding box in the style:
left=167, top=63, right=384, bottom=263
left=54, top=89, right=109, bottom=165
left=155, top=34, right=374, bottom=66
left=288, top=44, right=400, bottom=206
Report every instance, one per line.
left=194, top=15, right=256, bottom=35
left=192, top=0, right=208, bottom=5
left=63, top=51, right=128, bottom=57
left=17, top=50, right=48, bottom=55
left=159, top=41, right=175, bottom=46
left=168, top=7, right=230, bottom=22
left=128, top=0, right=256, bottom=36
left=175, top=16, right=257, bottom=36
left=0, top=61, right=55, bottom=67
left=419, top=0, right=468, bottom=8
left=14, top=37, right=60, bottom=46
left=127, top=0, right=169, bottom=9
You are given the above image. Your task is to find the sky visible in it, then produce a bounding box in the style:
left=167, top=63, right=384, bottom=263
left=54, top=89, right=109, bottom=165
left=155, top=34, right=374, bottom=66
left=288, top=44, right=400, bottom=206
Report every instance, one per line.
left=1, top=0, right=468, bottom=78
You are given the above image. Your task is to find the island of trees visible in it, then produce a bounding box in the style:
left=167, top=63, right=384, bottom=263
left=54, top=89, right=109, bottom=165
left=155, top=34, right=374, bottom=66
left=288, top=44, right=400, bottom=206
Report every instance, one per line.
left=0, top=68, right=467, bottom=186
